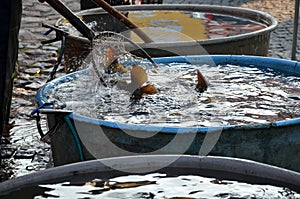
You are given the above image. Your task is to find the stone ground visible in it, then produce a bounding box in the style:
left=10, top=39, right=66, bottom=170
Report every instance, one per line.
left=0, top=0, right=299, bottom=181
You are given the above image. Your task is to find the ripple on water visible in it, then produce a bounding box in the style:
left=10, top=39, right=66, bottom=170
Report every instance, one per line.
left=5, top=173, right=300, bottom=198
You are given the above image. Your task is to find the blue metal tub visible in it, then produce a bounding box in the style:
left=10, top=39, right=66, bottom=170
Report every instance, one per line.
left=35, top=55, right=300, bottom=171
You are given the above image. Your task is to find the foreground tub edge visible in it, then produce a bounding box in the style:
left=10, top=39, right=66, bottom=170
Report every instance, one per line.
left=1, top=155, right=300, bottom=195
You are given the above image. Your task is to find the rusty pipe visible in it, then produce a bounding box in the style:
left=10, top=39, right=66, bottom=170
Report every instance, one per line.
left=90, top=0, right=153, bottom=43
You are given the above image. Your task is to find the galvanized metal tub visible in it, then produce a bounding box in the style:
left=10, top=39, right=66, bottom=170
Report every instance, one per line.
left=35, top=55, right=300, bottom=172
left=1, top=155, right=300, bottom=197
left=55, top=4, right=278, bottom=72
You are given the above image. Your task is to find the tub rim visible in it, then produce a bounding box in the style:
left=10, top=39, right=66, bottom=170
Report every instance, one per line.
left=1, top=155, right=300, bottom=195
left=36, top=55, right=300, bottom=134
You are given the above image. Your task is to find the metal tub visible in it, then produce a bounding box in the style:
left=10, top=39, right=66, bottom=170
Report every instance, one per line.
left=35, top=55, right=300, bottom=172
left=55, top=4, right=278, bottom=72
left=1, top=155, right=300, bottom=197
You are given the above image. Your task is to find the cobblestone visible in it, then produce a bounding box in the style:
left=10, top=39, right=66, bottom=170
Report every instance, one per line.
left=1, top=0, right=300, bottom=181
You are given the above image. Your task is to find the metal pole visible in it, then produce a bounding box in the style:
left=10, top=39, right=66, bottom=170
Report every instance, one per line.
left=292, top=0, right=300, bottom=60
left=91, top=0, right=154, bottom=43
left=39, top=0, right=95, bottom=41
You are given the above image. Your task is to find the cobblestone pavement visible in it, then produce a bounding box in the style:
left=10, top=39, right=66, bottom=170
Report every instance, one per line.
left=0, top=0, right=299, bottom=181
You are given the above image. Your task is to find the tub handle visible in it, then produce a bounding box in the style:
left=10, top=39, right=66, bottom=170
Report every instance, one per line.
left=34, top=109, right=84, bottom=161
left=32, top=106, right=72, bottom=142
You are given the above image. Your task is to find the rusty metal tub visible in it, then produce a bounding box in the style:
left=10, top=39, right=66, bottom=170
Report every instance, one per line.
left=54, top=4, right=278, bottom=72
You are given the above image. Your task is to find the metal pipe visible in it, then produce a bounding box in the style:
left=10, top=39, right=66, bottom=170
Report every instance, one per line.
left=39, top=0, right=95, bottom=41
left=90, top=0, right=154, bottom=43
left=292, top=0, right=300, bottom=60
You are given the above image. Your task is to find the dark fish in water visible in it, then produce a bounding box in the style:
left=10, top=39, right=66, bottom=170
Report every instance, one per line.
left=131, top=84, right=158, bottom=101
left=195, top=69, right=208, bottom=93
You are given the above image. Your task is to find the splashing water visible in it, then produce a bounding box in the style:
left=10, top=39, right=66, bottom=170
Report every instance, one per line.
left=45, top=55, right=300, bottom=127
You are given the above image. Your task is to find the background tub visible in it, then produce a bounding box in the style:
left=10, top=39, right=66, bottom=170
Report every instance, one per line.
left=1, top=155, right=300, bottom=197
left=35, top=55, right=300, bottom=172
left=55, top=4, right=278, bottom=73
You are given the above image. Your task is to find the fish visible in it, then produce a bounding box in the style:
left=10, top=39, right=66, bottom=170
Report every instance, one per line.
left=195, top=69, right=208, bottom=93
left=104, top=47, right=129, bottom=74
left=131, top=84, right=158, bottom=101
left=129, top=64, right=158, bottom=100
left=130, top=64, right=148, bottom=87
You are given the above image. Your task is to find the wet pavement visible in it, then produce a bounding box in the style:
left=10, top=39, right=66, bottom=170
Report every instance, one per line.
left=0, top=0, right=80, bottom=181
left=0, top=0, right=299, bottom=181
